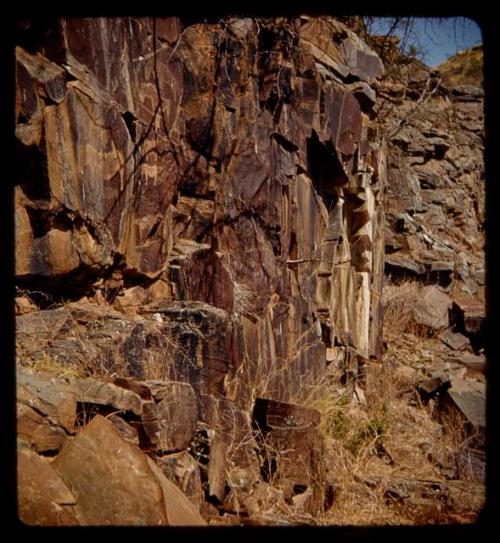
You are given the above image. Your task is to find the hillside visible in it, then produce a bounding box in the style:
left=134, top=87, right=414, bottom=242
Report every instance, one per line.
left=434, top=44, right=483, bottom=86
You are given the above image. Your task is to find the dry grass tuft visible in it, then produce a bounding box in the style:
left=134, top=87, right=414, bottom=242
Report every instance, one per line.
left=382, top=280, right=424, bottom=341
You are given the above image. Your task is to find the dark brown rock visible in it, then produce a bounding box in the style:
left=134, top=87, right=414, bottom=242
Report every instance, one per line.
left=158, top=451, right=203, bottom=510
left=208, top=432, right=228, bottom=503
left=15, top=15, right=391, bottom=521
left=149, top=381, right=199, bottom=451
left=253, top=397, right=320, bottom=431
left=107, top=414, right=139, bottom=445
left=76, top=378, right=143, bottom=417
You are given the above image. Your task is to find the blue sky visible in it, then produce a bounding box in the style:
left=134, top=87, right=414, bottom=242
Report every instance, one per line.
left=367, top=17, right=483, bottom=67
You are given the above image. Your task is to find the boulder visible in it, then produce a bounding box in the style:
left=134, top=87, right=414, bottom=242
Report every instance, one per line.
left=412, top=285, right=452, bottom=332
left=17, top=368, right=78, bottom=452
left=52, top=415, right=206, bottom=525
left=444, top=377, right=486, bottom=431
left=17, top=442, right=80, bottom=526
left=252, top=398, right=326, bottom=516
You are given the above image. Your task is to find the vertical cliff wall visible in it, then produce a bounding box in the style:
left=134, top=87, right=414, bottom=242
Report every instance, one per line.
left=15, top=16, right=386, bottom=388
left=15, top=16, right=387, bottom=522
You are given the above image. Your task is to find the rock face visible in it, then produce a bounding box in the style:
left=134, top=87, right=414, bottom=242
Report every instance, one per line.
left=15, top=16, right=388, bottom=524
left=15, top=16, right=386, bottom=368
left=13, top=15, right=487, bottom=526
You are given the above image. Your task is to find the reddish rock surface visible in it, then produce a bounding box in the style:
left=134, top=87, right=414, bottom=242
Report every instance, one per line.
left=52, top=415, right=206, bottom=525
left=14, top=15, right=485, bottom=526
left=17, top=442, right=80, bottom=526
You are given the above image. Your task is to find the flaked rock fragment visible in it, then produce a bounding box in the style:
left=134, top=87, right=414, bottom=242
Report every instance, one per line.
left=75, top=378, right=143, bottom=417
left=158, top=451, right=203, bottom=510
left=440, top=329, right=470, bottom=351
left=107, top=414, right=139, bottom=445
left=16, top=402, right=69, bottom=454
left=449, top=300, right=485, bottom=351
left=52, top=414, right=206, bottom=525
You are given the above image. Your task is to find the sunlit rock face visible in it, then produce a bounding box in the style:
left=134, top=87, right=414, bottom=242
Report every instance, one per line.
left=15, top=16, right=387, bottom=522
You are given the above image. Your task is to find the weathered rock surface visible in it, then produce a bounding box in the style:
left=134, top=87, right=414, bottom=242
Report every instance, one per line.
left=443, top=377, right=486, bottom=431
left=440, top=330, right=470, bottom=352
left=14, top=15, right=486, bottom=526
left=17, top=369, right=78, bottom=452
left=412, top=285, right=452, bottom=333
left=373, top=50, right=484, bottom=299
left=158, top=451, right=204, bottom=509
left=15, top=16, right=386, bottom=373
left=17, top=441, right=81, bottom=526
left=52, top=415, right=206, bottom=525
left=15, top=15, right=389, bottom=524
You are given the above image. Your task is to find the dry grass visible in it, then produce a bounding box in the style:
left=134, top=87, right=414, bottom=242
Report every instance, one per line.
left=22, top=351, right=85, bottom=379
left=434, top=45, right=483, bottom=86
left=382, top=280, right=425, bottom=341
left=15, top=301, right=201, bottom=382
left=295, top=279, right=485, bottom=525
left=16, top=280, right=485, bottom=525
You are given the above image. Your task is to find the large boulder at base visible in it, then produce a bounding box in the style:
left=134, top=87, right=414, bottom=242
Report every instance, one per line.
left=52, top=415, right=206, bottom=526
left=17, top=442, right=81, bottom=526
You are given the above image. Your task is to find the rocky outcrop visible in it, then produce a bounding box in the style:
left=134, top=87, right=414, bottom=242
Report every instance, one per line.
left=374, top=54, right=484, bottom=298
left=16, top=16, right=486, bottom=527
left=15, top=16, right=386, bottom=364
left=17, top=410, right=207, bottom=526
left=15, top=15, right=388, bottom=524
